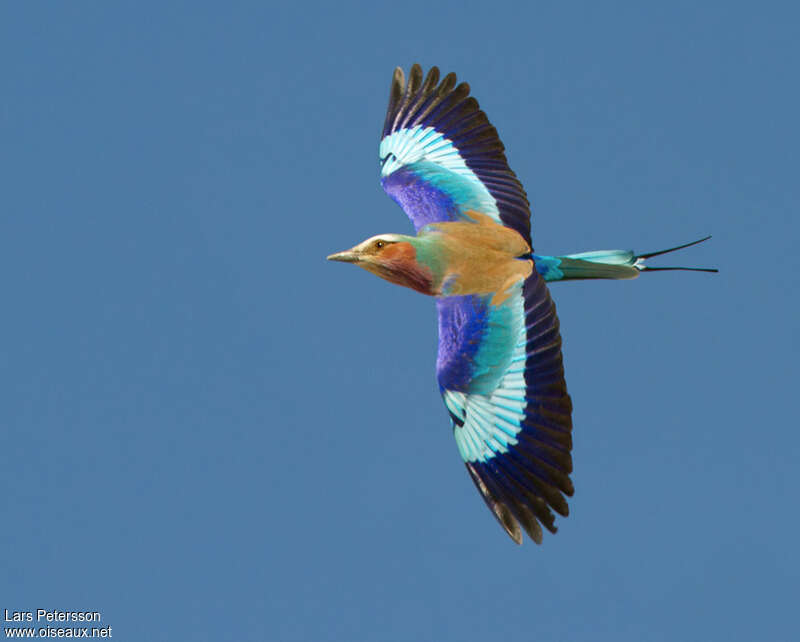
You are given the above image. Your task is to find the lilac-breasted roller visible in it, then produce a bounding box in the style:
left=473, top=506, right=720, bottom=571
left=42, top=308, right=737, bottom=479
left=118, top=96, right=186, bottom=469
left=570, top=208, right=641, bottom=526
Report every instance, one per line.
left=328, top=65, right=716, bottom=545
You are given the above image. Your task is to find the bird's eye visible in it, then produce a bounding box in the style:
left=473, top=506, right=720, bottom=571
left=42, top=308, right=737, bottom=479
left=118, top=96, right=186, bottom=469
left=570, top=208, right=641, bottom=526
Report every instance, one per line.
left=375, top=240, right=385, bottom=249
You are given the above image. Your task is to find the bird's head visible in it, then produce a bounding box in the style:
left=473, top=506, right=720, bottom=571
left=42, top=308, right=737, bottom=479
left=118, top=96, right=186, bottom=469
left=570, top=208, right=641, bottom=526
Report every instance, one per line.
left=327, top=234, right=436, bottom=295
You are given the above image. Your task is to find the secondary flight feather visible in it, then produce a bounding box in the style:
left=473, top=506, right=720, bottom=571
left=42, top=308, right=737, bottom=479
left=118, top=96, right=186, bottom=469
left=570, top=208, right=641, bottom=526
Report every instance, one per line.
left=328, top=64, right=716, bottom=544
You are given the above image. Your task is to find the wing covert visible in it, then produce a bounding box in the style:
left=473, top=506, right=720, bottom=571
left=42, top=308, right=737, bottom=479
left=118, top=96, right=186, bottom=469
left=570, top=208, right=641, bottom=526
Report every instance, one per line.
left=380, top=64, right=532, bottom=246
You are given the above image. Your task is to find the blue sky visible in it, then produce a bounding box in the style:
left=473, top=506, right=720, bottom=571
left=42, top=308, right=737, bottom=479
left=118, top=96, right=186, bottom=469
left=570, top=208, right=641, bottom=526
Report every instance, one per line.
left=1, top=2, right=797, bottom=641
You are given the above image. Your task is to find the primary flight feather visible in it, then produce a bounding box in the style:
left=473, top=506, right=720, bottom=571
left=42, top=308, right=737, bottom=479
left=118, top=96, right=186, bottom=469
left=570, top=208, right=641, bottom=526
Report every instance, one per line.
left=328, top=64, right=716, bottom=544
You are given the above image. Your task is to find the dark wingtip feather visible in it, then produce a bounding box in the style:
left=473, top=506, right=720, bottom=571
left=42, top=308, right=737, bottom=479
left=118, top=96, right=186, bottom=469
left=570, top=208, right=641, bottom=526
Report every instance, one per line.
left=422, top=66, right=440, bottom=92
left=466, top=463, right=523, bottom=544
left=439, top=71, right=457, bottom=95
left=408, top=63, right=423, bottom=93
left=383, top=68, right=406, bottom=137
left=519, top=505, right=544, bottom=544
left=501, top=506, right=524, bottom=544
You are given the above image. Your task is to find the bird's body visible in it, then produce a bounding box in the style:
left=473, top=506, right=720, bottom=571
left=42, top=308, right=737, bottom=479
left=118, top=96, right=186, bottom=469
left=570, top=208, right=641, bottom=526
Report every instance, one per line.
left=338, top=212, right=532, bottom=300
left=329, top=64, right=715, bottom=544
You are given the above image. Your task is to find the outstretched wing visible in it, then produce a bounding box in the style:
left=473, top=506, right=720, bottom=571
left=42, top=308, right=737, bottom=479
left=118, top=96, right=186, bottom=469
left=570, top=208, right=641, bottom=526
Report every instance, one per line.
left=380, top=64, right=532, bottom=246
left=438, top=273, right=573, bottom=544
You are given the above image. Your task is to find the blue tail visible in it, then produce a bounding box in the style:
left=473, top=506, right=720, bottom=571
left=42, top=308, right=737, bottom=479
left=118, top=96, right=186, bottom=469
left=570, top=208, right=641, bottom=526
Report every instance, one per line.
left=534, top=236, right=718, bottom=283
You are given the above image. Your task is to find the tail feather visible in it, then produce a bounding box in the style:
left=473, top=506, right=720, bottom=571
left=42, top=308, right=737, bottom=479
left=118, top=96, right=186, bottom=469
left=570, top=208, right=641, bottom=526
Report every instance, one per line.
left=636, top=235, right=713, bottom=260
left=634, top=235, right=718, bottom=273
left=545, top=257, right=640, bottom=281
left=639, top=266, right=719, bottom=274
left=535, top=235, right=717, bottom=283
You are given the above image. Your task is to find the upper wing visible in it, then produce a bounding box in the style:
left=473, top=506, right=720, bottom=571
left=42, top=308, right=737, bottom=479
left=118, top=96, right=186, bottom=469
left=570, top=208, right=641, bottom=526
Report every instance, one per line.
left=380, top=64, right=532, bottom=246
left=438, top=274, right=573, bottom=544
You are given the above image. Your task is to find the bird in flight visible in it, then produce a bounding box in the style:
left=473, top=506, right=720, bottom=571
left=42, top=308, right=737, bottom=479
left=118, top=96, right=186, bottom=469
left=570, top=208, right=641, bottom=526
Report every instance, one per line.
left=328, top=64, right=715, bottom=544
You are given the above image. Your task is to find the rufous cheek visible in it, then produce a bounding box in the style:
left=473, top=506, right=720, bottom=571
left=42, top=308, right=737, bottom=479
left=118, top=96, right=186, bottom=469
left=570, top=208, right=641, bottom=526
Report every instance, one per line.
left=381, top=242, right=416, bottom=262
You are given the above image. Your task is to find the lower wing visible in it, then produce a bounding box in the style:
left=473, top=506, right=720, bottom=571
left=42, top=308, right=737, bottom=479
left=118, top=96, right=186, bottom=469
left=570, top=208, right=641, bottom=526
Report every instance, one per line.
left=437, top=274, right=573, bottom=544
